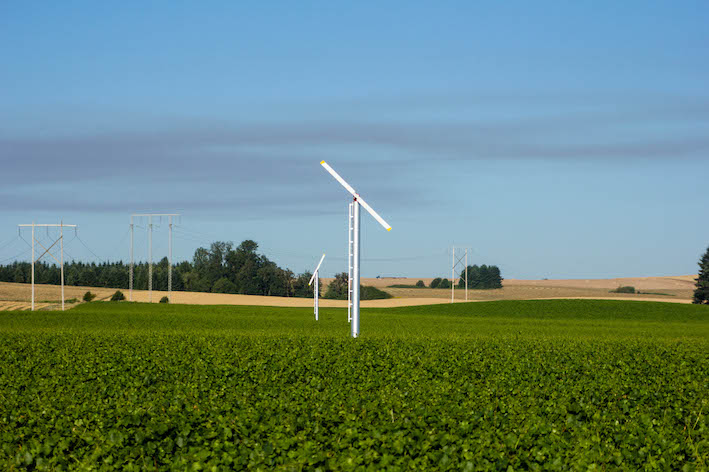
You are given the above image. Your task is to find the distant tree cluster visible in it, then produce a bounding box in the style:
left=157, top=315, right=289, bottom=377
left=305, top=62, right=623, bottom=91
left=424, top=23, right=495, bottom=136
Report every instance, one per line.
left=693, top=246, right=709, bottom=305
left=0, top=240, right=319, bottom=299
left=434, top=278, right=451, bottom=289
left=611, top=286, right=636, bottom=294
left=389, top=279, right=451, bottom=289
left=458, top=265, right=503, bottom=289
left=324, top=273, right=349, bottom=299
left=324, top=272, right=392, bottom=300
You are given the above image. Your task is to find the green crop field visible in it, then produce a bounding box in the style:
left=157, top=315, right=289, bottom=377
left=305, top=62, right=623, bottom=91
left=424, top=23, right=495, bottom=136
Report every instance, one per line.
left=1, top=300, right=707, bottom=470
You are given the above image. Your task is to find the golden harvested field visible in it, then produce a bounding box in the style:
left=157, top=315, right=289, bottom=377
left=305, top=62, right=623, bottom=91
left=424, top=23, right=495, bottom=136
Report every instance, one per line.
left=0, top=301, right=54, bottom=311
left=322, top=275, right=696, bottom=304
left=0, top=274, right=696, bottom=310
left=0, top=282, right=448, bottom=309
left=0, top=283, right=115, bottom=311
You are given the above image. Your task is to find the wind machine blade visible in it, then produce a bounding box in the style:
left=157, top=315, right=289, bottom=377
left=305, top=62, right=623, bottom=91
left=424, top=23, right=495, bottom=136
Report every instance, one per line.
left=320, top=161, right=391, bottom=231
left=309, top=254, right=326, bottom=286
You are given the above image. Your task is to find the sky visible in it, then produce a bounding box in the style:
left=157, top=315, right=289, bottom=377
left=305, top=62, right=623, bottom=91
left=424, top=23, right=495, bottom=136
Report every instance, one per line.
left=1, top=1, right=708, bottom=279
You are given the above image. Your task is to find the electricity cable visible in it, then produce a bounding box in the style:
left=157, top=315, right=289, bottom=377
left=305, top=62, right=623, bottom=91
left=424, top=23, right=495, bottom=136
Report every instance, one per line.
left=0, top=248, right=32, bottom=264
left=0, top=236, right=20, bottom=253
left=19, top=232, right=33, bottom=250
left=97, top=229, right=132, bottom=262
left=75, top=235, right=109, bottom=264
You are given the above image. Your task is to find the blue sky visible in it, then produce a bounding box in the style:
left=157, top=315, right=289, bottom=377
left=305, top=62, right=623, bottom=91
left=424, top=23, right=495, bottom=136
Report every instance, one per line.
left=1, top=1, right=707, bottom=279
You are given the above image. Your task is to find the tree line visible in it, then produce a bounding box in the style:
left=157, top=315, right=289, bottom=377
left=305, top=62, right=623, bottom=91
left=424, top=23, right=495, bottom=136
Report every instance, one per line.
left=0, top=240, right=318, bottom=298
left=399, top=265, right=503, bottom=289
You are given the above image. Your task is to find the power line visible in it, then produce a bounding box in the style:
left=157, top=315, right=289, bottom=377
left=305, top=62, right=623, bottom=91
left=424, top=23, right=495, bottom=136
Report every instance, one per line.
left=104, top=229, right=131, bottom=262
left=0, top=236, right=20, bottom=253
left=173, top=228, right=445, bottom=264
left=173, top=226, right=223, bottom=241
left=62, top=247, right=76, bottom=262
left=75, top=235, right=108, bottom=263
left=0, top=247, right=32, bottom=264
left=172, top=229, right=214, bottom=246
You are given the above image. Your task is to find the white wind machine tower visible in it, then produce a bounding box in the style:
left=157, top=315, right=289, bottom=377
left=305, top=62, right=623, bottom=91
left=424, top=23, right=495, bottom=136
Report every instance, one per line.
left=320, top=161, right=391, bottom=338
left=308, top=254, right=326, bottom=321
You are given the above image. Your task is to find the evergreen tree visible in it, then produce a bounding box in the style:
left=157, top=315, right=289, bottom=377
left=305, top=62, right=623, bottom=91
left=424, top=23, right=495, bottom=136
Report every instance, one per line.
left=13, top=265, right=26, bottom=283
left=693, top=246, right=709, bottom=304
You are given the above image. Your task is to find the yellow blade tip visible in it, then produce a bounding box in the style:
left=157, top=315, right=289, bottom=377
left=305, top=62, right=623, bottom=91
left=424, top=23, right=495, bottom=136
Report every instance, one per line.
left=320, top=160, right=326, bottom=164
left=387, top=227, right=392, bottom=231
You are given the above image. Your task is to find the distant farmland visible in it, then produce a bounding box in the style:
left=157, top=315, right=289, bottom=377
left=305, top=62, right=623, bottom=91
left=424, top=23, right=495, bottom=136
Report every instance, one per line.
left=324, top=275, right=696, bottom=303
left=0, top=274, right=696, bottom=311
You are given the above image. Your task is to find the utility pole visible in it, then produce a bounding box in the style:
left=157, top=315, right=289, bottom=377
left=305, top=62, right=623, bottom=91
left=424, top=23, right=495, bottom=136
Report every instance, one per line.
left=130, top=213, right=180, bottom=303
left=451, top=246, right=469, bottom=303
left=148, top=215, right=152, bottom=303
left=31, top=223, right=35, bottom=310
left=60, top=222, right=65, bottom=309
left=18, top=222, right=77, bottom=311
left=168, top=215, right=173, bottom=301
left=463, top=247, right=469, bottom=301
left=129, top=215, right=134, bottom=301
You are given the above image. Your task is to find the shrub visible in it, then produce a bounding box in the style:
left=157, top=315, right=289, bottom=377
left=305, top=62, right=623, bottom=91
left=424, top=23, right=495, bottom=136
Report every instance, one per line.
left=611, top=286, right=636, bottom=294
left=110, top=290, right=125, bottom=301
left=83, top=291, right=96, bottom=302
left=415, top=280, right=425, bottom=288
left=159, top=296, right=170, bottom=304
left=430, top=277, right=442, bottom=289
left=438, top=278, right=451, bottom=289
left=361, top=286, right=393, bottom=300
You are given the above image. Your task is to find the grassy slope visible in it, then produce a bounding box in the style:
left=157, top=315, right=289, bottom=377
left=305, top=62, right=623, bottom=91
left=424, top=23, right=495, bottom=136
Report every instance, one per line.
left=1, top=300, right=708, bottom=470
